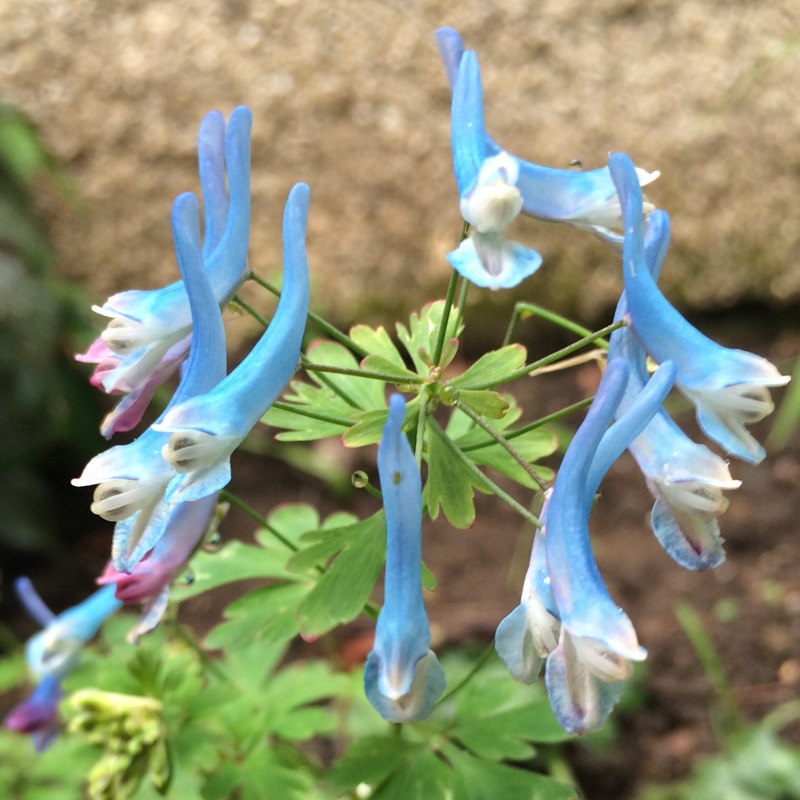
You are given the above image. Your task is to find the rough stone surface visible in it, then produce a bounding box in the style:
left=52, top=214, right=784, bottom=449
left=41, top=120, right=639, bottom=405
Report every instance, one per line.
left=2, top=0, right=800, bottom=334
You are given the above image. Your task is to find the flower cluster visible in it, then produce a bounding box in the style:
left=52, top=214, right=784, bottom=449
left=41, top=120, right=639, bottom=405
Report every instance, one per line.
left=5, top=24, right=789, bottom=761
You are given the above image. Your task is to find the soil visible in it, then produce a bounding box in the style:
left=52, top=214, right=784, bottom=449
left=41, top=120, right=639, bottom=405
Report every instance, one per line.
left=3, top=309, right=799, bottom=800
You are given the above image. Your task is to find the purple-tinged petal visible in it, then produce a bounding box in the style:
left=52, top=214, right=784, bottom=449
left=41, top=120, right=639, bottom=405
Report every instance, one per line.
left=4, top=675, right=63, bottom=752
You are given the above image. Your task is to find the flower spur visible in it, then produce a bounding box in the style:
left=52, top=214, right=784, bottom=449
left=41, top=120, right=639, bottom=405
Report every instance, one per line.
left=435, top=26, right=659, bottom=248
left=77, top=106, right=251, bottom=436
left=154, top=182, right=311, bottom=503
left=363, top=394, right=446, bottom=722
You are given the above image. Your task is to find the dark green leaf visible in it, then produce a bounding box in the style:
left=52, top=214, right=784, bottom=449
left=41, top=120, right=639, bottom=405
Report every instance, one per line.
left=448, top=345, right=527, bottom=389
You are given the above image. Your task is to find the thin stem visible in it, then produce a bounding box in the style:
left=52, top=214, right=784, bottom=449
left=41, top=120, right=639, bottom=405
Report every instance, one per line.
left=170, top=622, right=230, bottom=682
left=232, top=293, right=271, bottom=329
left=470, top=321, right=625, bottom=390
left=453, top=273, right=470, bottom=333
left=527, top=349, right=606, bottom=378
left=271, top=400, right=352, bottom=429
left=455, top=399, right=550, bottom=489
left=301, top=358, right=426, bottom=385
left=415, top=389, right=428, bottom=467
left=433, top=270, right=460, bottom=366
left=427, top=419, right=542, bottom=529
left=221, top=490, right=299, bottom=553
left=504, top=301, right=606, bottom=349
left=249, top=270, right=368, bottom=357
left=436, top=643, right=496, bottom=705
left=674, top=601, right=743, bottom=743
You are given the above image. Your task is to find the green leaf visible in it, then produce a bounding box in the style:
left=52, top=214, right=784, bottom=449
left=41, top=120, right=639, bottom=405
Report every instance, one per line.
left=254, top=503, right=324, bottom=550
left=424, top=421, right=489, bottom=528
left=172, top=541, right=293, bottom=601
left=349, top=323, right=407, bottom=368
left=329, top=736, right=424, bottom=791
left=444, top=746, right=578, bottom=800
left=304, top=340, right=386, bottom=410
left=456, top=389, right=510, bottom=419
left=204, top=583, right=309, bottom=650
left=341, top=408, right=390, bottom=447
left=361, top=353, right=418, bottom=380
left=372, top=748, right=454, bottom=800
left=291, top=511, right=386, bottom=637
left=448, top=344, right=527, bottom=389
left=396, top=300, right=463, bottom=374
left=240, top=750, right=316, bottom=800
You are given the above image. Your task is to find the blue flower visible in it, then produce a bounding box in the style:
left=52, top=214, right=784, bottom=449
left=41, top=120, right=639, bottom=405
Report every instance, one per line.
left=154, top=183, right=311, bottom=503
left=16, top=578, right=122, bottom=682
left=446, top=49, right=542, bottom=289
left=364, top=395, right=446, bottom=722
left=543, top=358, right=676, bottom=733
left=73, top=192, right=228, bottom=568
left=4, top=674, right=63, bottom=752
left=435, top=27, right=660, bottom=248
left=610, top=152, right=790, bottom=463
left=609, top=295, right=740, bottom=570
left=78, top=107, right=251, bottom=432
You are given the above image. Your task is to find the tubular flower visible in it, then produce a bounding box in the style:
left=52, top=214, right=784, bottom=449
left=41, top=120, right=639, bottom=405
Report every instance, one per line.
left=364, top=395, right=446, bottom=722
left=98, top=494, right=218, bottom=642
left=16, top=578, right=122, bottom=682
left=435, top=26, right=659, bottom=247
left=609, top=295, right=740, bottom=570
left=496, top=355, right=675, bottom=730
left=543, top=358, right=673, bottom=734
left=610, top=152, right=790, bottom=464
left=72, top=192, right=228, bottom=567
left=4, top=675, right=63, bottom=752
left=77, top=106, right=251, bottom=433
left=446, top=49, right=541, bottom=289
left=154, top=183, right=311, bottom=503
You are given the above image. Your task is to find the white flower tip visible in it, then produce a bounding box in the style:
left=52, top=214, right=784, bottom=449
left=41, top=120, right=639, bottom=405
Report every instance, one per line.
left=161, top=430, right=239, bottom=473
left=635, top=168, right=660, bottom=187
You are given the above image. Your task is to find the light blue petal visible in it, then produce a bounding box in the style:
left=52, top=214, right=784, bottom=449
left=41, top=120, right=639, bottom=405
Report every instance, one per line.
left=446, top=233, right=542, bottom=290
left=451, top=50, right=486, bottom=195
left=164, top=459, right=232, bottom=504
left=197, top=110, right=229, bottom=259
left=364, top=649, right=446, bottom=724
left=694, top=402, right=766, bottom=463
left=154, top=183, right=310, bottom=486
left=495, top=604, right=545, bottom=684
left=544, top=636, right=626, bottom=735
left=434, top=27, right=463, bottom=91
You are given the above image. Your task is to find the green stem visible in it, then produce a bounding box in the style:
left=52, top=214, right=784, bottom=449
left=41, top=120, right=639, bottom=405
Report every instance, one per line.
left=170, top=622, right=230, bottom=682
left=232, top=293, right=271, bottom=329
left=436, top=643, right=496, bottom=705
left=271, top=400, right=352, bottom=429
left=415, top=388, right=429, bottom=467
left=433, top=270, right=461, bottom=366
left=460, top=397, right=594, bottom=452
left=427, top=419, right=542, bottom=529
left=503, top=301, right=606, bottom=348
left=221, top=490, right=300, bottom=554
left=471, top=321, right=625, bottom=390
left=249, top=270, right=368, bottom=357
left=455, top=399, right=550, bottom=489
left=674, top=601, right=743, bottom=743
left=301, top=358, right=426, bottom=385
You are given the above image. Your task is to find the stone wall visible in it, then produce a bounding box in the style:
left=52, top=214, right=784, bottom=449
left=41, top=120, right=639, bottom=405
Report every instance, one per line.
left=2, top=0, right=799, bottom=333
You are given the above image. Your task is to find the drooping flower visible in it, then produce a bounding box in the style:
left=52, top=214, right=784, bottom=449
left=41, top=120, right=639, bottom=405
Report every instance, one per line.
left=446, top=49, right=542, bottom=289
left=609, top=294, right=740, bottom=570
left=72, top=192, right=228, bottom=567
left=364, top=394, right=446, bottom=722
left=77, top=106, right=251, bottom=434
left=435, top=26, right=659, bottom=247
left=4, top=674, right=63, bottom=751
left=543, top=358, right=668, bottom=734
left=98, top=494, right=218, bottom=641
left=154, top=183, right=311, bottom=503
left=16, top=578, right=122, bottom=682
left=496, top=355, right=675, bottom=726
left=610, top=151, right=790, bottom=464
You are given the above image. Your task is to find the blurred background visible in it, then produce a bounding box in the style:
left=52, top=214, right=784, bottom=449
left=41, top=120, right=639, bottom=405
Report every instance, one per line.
left=1, top=1, right=799, bottom=798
